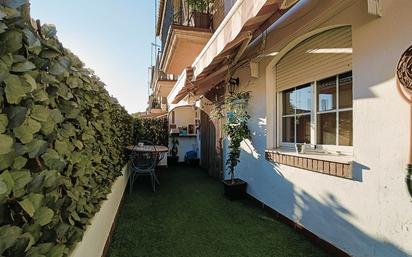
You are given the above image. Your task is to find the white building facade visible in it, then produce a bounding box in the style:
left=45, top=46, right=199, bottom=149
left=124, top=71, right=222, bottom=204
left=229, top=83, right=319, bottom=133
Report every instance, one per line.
left=167, top=0, right=412, bottom=256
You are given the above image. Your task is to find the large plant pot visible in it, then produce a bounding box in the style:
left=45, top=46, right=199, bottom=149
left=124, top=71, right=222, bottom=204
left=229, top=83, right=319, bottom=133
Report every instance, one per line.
left=168, top=156, right=179, bottom=166
left=192, top=12, right=211, bottom=29
left=406, top=175, right=412, bottom=197
left=223, top=179, right=247, bottom=200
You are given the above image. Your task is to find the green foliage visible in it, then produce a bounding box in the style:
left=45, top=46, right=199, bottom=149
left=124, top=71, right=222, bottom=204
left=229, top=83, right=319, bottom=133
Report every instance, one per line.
left=187, top=0, right=213, bottom=12
left=213, top=91, right=251, bottom=182
left=0, top=3, right=133, bottom=256
left=170, top=135, right=179, bottom=157
left=132, top=117, right=168, bottom=146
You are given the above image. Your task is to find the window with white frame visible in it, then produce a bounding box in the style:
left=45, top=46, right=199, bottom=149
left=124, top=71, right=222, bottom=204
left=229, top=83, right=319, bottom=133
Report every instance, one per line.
left=280, top=71, right=353, bottom=148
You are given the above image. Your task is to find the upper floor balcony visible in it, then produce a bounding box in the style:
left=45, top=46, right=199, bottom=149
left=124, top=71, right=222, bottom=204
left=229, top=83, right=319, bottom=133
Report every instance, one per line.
left=156, top=0, right=215, bottom=75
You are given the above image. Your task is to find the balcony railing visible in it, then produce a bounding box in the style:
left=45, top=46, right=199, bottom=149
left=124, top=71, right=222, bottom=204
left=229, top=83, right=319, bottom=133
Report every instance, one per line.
left=172, top=10, right=211, bottom=29
left=161, top=0, right=213, bottom=51
left=158, top=71, right=178, bottom=81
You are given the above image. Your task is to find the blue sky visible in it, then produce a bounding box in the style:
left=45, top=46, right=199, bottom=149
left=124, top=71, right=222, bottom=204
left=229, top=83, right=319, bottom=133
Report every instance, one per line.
left=30, top=0, right=156, bottom=114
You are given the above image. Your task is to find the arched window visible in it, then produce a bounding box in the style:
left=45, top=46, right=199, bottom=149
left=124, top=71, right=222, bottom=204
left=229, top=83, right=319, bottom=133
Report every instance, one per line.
left=275, top=26, right=353, bottom=151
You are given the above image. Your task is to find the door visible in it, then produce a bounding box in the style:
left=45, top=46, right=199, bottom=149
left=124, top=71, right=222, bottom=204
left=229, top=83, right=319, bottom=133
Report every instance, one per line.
left=200, top=87, right=225, bottom=179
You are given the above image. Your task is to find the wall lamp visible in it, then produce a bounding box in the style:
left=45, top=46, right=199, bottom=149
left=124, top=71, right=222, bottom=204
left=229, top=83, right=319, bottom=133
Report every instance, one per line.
left=227, top=77, right=240, bottom=95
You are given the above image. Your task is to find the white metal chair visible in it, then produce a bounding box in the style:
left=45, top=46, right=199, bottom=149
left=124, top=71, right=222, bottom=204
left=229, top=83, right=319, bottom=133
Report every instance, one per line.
left=128, top=141, right=160, bottom=193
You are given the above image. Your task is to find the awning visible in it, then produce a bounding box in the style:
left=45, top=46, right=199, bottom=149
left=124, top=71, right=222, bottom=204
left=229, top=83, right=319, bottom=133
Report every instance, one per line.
left=167, top=66, right=194, bottom=104
left=169, top=0, right=296, bottom=104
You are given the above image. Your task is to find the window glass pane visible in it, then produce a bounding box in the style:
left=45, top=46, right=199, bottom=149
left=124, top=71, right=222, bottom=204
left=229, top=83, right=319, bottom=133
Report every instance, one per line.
left=282, top=117, right=295, bottom=143
left=339, top=72, right=353, bottom=109
left=296, top=115, right=311, bottom=143
left=295, top=84, right=312, bottom=114
left=317, top=113, right=336, bottom=145
left=317, top=76, right=336, bottom=112
left=339, top=111, right=353, bottom=146
left=283, top=88, right=295, bottom=115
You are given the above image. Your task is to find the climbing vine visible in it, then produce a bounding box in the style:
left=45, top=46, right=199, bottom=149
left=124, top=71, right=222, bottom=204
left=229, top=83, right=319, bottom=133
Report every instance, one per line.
left=213, top=91, right=251, bottom=183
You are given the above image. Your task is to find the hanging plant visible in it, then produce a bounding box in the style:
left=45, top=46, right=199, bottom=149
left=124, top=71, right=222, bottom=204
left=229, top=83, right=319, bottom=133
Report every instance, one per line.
left=213, top=91, right=251, bottom=183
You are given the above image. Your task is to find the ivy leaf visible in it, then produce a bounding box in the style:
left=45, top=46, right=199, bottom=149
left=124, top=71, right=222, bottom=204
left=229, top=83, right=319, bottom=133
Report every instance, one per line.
left=18, top=198, right=35, bottom=217
left=11, top=61, right=36, bottom=72
left=0, top=29, right=22, bottom=54
left=41, top=24, right=57, bottom=38
left=19, top=232, right=36, bottom=252
left=54, top=140, right=70, bottom=156
left=0, top=152, right=15, bottom=171
left=26, top=193, right=43, bottom=210
left=0, top=225, right=22, bottom=255
left=41, top=149, right=66, bottom=171
left=33, top=90, right=49, bottom=103
left=22, top=28, right=41, bottom=53
left=40, top=170, right=59, bottom=188
left=0, top=170, right=13, bottom=197
left=49, top=109, right=64, bottom=124
left=58, top=123, right=76, bottom=138
left=33, top=207, right=54, bottom=226
left=31, top=105, right=49, bottom=122
left=0, top=0, right=29, bottom=8
left=50, top=57, right=70, bottom=76
left=12, top=156, right=27, bottom=169
left=26, top=139, right=47, bottom=158
left=66, top=76, right=82, bottom=89
left=40, top=49, right=60, bottom=59
left=0, top=60, right=9, bottom=83
left=0, top=134, right=13, bottom=154
left=48, top=244, right=66, bottom=257
left=10, top=170, right=31, bottom=190
left=22, top=73, right=37, bottom=91
left=4, top=74, right=26, bottom=104
left=7, top=106, right=28, bottom=128
left=0, top=113, right=8, bottom=133
left=13, top=118, right=41, bottom=144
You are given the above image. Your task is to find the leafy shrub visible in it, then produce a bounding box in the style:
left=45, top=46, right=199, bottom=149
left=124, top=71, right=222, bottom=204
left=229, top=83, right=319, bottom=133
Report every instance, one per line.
left=0, top=1, right=133, bottom=256
left=132, top=117, right=168, bottom=146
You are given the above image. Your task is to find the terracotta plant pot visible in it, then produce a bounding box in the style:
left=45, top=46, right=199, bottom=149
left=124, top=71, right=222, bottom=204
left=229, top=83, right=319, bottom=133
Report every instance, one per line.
left=192, top=12, right=211, bottom=29
left=223, top=179, right=247, bottom=200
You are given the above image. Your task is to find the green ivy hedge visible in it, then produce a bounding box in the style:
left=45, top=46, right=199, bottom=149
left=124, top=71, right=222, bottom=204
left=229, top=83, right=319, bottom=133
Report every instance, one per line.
left=0, top=1, right=133, bottom=256
left=132, top=117, right=168, bottom=147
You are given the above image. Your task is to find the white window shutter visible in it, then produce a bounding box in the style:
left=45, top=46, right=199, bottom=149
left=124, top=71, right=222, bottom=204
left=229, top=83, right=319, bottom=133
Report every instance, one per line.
left=275, top=26, right=352, bottom=92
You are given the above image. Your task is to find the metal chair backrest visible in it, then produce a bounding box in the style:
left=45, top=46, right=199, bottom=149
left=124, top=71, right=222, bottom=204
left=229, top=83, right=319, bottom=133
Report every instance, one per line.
left=130, top=140, right=158, bottom=172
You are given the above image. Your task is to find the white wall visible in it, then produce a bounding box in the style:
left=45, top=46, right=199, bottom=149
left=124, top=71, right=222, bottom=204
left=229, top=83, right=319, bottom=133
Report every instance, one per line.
left=70, top=167, right=128, bottom=257
left=225, top=1, right=412, bottom=256
left=169, top=136, right=198, bottom=162
left=168, top=106, right=199, bottom=162
left=169, top=106, right=197, bottom=128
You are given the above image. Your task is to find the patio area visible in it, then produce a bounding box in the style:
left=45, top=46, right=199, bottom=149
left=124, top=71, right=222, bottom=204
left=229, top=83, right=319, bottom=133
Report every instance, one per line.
left=108, top=166, right=333, bottom=257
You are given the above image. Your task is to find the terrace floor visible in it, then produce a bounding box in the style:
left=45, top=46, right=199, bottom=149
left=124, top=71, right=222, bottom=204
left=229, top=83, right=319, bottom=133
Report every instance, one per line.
left=108, top=166, right=333, bottom=257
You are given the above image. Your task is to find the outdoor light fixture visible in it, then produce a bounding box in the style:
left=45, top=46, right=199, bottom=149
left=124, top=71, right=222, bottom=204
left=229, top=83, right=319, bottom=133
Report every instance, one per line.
left=227, top=77, right=240, bottom=94
left=396, top=45, right=412, bottom=198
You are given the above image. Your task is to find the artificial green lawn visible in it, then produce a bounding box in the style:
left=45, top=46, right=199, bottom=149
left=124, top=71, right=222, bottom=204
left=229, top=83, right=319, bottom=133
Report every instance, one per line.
left=108, top=166, right=332, bottom=257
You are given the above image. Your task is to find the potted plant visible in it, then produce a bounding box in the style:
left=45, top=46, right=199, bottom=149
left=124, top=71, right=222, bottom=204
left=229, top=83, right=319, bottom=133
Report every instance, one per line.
left=187, top=0, right=212, bottom=28
left=168, top=134, right=179, bottom=166
left=214, top=91, right=251, bottom=200
left=406, top=164, right=412, bottom=198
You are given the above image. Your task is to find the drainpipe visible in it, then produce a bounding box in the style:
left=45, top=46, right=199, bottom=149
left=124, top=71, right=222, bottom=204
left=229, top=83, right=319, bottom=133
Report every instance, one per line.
left=246, top=0, right=316, bottom=54
left=396, top=46, right=412, bottom=198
